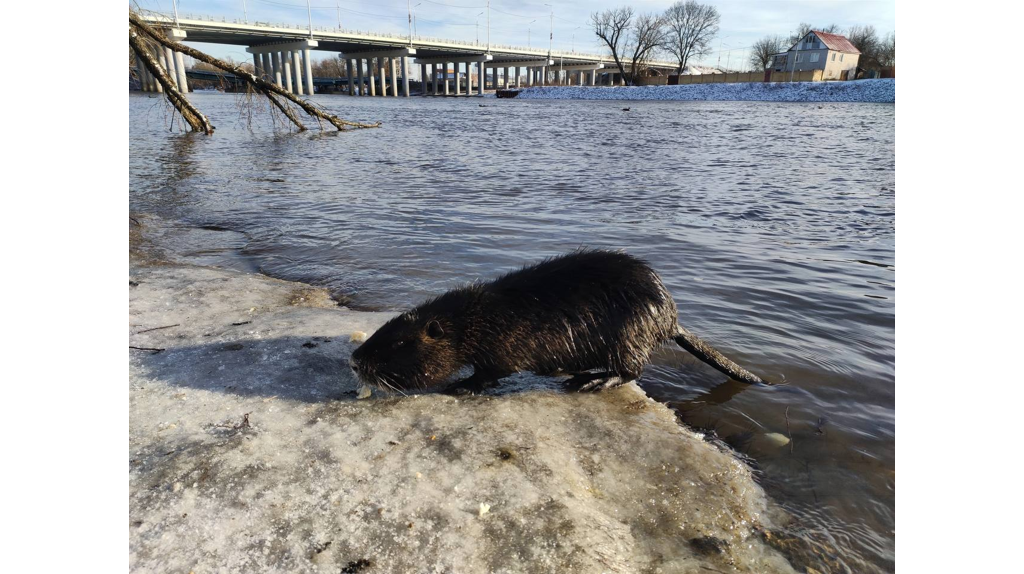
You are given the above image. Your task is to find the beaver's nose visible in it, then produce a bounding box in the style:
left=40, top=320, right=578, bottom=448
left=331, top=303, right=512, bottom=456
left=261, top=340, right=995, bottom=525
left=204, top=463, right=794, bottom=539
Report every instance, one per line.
left=349, top=357, right=360, bottom=371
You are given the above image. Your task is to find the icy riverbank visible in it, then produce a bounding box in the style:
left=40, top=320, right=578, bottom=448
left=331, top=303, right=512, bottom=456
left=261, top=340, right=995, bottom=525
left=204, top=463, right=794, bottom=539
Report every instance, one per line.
left=129, top=248, right=798, bottom=572
left=512, top=78, right=894, bottom=103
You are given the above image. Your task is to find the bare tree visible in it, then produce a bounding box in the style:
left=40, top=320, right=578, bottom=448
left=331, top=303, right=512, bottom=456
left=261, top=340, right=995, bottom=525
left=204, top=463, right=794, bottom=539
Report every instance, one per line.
left=591, top=7, right=664, bottom=85
left=878, top=32, right=895, bottom=68
left=847, top=24, right=881, bottom=68
left=788, top=22, right=840, bottom=46
left=750, top=35, right=785, bottom=70
left=663, top=0, right=720, bottom=75
left=627, top=13, right=666, bottom=83
left=129, top=10, right=378, bottom=134
left=591, top=7, right=634, bottom=83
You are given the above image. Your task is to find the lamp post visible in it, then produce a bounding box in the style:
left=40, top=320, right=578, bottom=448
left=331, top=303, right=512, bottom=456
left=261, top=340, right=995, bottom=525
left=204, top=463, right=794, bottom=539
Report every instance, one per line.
left=486, top=0, right=491, bottom=53
left=571, top=26, right=580, bottom=53
left=336, top=2, right=341, bottom=29
left=543, top=4, right=553, bottom=57
left=306, top=0, right=313, bottom=37
left=528, top=20, right=536, bottom=48
left=477, top=12, right=484, bottom=45
left=243, top=0, right=248, bottom=24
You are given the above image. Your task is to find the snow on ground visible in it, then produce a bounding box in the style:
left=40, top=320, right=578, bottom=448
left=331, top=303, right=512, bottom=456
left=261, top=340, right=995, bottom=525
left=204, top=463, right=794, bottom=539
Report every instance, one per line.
left=129, top=236, right=799, bottom=573
left=513, top=79, right=894, bottom=103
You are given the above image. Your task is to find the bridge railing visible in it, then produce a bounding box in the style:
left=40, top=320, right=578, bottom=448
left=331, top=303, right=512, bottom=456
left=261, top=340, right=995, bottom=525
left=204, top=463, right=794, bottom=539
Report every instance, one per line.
left=139, top=9, right=641, bottom=64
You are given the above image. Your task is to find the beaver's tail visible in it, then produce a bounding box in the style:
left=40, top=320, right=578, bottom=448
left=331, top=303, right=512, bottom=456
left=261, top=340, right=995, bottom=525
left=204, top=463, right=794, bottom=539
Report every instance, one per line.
left=674, top=325, right=769, bottom=385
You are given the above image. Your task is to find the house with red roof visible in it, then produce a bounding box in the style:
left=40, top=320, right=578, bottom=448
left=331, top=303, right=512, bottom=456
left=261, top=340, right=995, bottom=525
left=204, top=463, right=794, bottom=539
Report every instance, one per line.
left=770, top=31, right=861, bottom=80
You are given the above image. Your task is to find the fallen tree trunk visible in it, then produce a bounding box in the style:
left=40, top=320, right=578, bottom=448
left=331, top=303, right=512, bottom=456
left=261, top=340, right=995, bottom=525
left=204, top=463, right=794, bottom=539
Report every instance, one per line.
left=129, top=10, right=379, bottom=133
left=129, top=27, right=214, bottom=134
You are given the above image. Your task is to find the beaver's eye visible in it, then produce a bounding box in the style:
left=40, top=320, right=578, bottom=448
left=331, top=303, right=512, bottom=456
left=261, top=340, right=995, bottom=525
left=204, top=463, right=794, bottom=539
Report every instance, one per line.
left=392, top=340, right=407, bottom=350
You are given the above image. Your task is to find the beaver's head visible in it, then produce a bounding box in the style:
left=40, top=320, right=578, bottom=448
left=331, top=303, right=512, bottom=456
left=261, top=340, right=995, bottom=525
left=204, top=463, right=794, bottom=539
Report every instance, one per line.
left=349, top=310, right=462, bottom=392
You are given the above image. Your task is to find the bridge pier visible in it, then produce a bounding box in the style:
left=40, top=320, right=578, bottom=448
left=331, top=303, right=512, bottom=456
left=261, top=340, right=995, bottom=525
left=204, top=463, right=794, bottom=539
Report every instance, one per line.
left=401, top=57, right=410, bottom=97
left=378, top=58, right=386, bottom=97
left=368, top=59, right=377, bottom=96
left=284, top=51, right=294, bottom=92
left=303, top=48, right=314, bottom=94
left=393, top=57, right=401, bottom=96
left=164, top=46, right=180, bottom=90
left=248, top=39, right=317, bottom=96
left=414, top=54, right=491, bottom=97
left=357, top=60, right=365, bottom=95
left=348, top=59, right=356, bottom=95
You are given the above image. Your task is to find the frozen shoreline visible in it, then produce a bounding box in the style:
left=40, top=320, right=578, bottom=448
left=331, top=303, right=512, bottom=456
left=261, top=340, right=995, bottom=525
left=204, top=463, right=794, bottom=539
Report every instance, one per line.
left=510, top=78, right=895, bottom=103
left=128, top=224, right=798, bottom=572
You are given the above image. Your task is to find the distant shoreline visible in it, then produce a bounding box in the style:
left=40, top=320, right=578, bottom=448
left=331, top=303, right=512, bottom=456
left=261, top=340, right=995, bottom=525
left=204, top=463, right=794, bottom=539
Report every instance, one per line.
left=506, top=78, right=895, bottom=103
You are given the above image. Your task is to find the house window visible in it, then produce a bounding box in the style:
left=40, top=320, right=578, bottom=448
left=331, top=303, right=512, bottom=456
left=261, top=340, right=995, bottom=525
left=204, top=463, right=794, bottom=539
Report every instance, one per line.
left=796, top=53, right=803, bottom=63
left=832, top=53, right=836, bottom=61
left=810, top=53, right=820, bottom=63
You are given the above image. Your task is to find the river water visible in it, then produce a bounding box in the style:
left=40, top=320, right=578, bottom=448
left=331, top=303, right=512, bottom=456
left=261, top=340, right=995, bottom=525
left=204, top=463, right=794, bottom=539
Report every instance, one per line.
left=130, top=92, right=895, bottom=572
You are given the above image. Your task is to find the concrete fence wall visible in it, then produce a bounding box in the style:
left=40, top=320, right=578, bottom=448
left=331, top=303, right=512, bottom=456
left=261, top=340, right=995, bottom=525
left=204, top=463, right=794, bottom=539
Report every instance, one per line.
left=669, top=69, right=827, bottom=85
left=636, top=76, right=669, bottom=86
left=769, top=69, right=823, bottom=83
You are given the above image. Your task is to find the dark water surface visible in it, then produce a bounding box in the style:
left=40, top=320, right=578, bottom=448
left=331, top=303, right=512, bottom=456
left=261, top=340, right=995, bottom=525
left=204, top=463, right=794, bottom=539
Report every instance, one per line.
left=130, top=92, right=895, bottom=572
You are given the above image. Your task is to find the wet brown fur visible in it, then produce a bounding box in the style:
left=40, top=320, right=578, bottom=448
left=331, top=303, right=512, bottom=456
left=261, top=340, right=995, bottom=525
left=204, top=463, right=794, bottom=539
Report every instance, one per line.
left=350, top=249, right=766, bottom=392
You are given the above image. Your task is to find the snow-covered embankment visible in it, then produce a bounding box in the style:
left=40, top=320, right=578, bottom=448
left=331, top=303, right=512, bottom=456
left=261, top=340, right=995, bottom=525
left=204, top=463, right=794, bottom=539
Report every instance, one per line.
left=514, top=78, right=894, bottom=103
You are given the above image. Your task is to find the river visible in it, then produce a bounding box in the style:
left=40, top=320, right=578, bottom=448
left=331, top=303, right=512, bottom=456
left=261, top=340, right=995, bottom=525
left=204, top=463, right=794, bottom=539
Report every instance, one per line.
left=130, top=91, right=895, bottom=572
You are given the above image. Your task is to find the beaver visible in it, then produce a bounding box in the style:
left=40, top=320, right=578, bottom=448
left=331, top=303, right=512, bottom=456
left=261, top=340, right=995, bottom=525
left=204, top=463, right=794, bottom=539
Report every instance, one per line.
left=349, top=249, right=768, bottom=393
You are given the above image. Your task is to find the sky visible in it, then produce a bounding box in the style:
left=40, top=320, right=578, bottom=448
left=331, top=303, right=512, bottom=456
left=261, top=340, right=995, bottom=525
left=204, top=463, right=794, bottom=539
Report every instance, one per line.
left=135, top=0, right=895, bottom=69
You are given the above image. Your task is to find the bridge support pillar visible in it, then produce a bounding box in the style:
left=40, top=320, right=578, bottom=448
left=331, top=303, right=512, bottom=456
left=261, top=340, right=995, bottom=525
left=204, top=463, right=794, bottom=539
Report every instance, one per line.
left=151, top=50, right=166, bottom=91
left=261, top=53, right=272, bottom=83
left=402, top=57, right=410, bottom=97
left=291, top=51, right=303, bottom=95
left=378, top=58, right=386, bottom=97
left=282, top=52, right=293, bottom=92
left=174, top=51, right=188, bottom=92
left=164, top=46, right=179, bottom=90
left=252, top=54, right=261, bottom=78
left=357, top=60, right=365, bottom=95
left=137, top=62, right=149, bottom=92
left=442, top=64, right=450, bottom=95
left=454, top=63, right=461, bottom=96
left=273, top=52, right=283, bottom=87
left=431, top=64, right=438, bottom=95
left=368, top=59, right=377, bottom=96
left=348, top=59, right=356, bottom=95
left=420, top=64, right=427, bottom=95
left=391, top=58, right=399, bottom=96
left=303, top=48, right=314, bottom=95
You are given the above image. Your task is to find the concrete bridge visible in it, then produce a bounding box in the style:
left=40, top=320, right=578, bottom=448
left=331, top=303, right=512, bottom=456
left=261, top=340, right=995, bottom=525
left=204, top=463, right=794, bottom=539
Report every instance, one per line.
left=136, top=10, right=676, bottom=97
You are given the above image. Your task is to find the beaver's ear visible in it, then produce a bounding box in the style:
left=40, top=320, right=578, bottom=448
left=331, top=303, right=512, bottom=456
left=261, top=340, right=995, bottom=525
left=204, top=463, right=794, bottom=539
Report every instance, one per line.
left=426, top=320, right=444, bottom=339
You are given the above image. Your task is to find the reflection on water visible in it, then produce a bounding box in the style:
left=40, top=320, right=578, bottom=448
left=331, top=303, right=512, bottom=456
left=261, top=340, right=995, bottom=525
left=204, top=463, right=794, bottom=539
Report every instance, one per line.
left=130, top=92, right=895, bottom=572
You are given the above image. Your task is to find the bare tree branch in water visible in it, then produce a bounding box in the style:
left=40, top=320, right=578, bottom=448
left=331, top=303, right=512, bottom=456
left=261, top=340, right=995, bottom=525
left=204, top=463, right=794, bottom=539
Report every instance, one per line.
left=130, top=28, right=213, bottom=134
left=129, top=10, right=380, bottom=134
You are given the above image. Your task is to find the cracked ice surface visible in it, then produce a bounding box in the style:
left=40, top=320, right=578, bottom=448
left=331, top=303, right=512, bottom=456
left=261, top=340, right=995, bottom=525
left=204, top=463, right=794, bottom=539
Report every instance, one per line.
left=513, top=79, right=894, bottom=103
left=129, top=263, right=797, bottom=573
